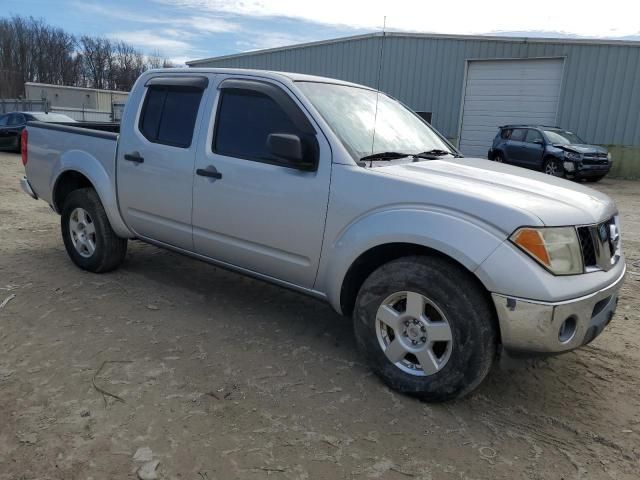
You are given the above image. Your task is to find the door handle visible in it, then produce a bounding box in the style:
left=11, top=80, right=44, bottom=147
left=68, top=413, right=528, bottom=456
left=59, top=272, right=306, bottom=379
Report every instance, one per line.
left=196, top=167, right=222, bottom=179
left=124, top=152, right=144, bottom=163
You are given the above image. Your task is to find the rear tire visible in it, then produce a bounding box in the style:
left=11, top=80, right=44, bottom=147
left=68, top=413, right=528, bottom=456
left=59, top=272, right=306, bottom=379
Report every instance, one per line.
left=61, top=188, right=127, bottom=273
left=493, top=152, right=504, bottom=163
left=353, top=256, right=497, bottom=402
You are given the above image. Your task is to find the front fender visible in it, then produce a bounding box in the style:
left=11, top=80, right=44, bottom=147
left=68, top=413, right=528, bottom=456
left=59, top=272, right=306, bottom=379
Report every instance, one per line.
left=51, top=151, right=132, bottom=238
left=317, top=206, right=507, bottom=313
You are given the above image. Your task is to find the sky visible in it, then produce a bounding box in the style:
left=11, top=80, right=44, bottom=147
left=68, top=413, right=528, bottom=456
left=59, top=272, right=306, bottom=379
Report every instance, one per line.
left=3, top=0, right=639, bottom=65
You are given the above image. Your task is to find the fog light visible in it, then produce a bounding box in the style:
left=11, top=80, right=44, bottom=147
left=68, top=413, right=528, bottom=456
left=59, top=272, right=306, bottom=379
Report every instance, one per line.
left=563, top=162, right=575, bottom=172
left=559, top=316, right=577, bottom=343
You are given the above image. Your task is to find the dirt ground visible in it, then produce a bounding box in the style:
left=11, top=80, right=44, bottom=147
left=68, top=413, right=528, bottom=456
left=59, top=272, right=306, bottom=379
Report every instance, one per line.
left=1, top=151, right=639, bottom=480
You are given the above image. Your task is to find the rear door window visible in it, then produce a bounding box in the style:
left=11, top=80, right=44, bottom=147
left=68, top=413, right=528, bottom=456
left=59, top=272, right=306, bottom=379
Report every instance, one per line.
left=509, top=129, right=527, bottom=141
left=525, top=129, right=543, bottom=143
left=7, top=114, right=21, bottom=126
left=139, top=85, right=203, bottom=148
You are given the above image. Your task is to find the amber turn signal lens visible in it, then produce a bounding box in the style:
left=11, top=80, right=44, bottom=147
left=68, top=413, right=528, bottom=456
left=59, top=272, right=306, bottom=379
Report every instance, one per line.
left=511, top=228, right=551, bottom=267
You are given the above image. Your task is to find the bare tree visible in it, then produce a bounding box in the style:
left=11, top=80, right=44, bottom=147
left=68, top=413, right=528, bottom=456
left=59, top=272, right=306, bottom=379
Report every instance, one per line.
left=0, top=15, right=177, bottom=97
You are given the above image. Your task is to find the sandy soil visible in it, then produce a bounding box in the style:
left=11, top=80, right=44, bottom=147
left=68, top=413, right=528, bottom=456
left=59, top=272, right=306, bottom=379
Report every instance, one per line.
left=1, top=151, right=639, bottom=480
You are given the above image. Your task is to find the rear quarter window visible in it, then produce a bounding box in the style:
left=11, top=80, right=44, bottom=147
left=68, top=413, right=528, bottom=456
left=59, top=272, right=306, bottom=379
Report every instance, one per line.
left=500, top=129, right=512, bottom=139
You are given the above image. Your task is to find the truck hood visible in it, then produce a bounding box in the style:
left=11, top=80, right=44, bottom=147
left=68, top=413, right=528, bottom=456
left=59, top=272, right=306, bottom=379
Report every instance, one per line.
left=377, top=157, right=616, bottom=228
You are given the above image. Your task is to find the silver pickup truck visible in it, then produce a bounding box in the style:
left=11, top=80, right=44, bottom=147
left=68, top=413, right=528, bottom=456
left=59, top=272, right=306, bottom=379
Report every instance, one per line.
left=20, top=68, right=625, bottom=401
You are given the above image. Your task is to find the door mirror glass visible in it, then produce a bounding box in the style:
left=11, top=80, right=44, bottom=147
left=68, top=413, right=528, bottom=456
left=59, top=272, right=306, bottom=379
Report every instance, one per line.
left=267, top=133, right=309, bottom=168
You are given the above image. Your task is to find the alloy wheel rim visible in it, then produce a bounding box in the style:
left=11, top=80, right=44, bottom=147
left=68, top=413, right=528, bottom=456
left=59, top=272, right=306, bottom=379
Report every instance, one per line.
left=69, top=207, right=96, bottom=258
left=375, top=291, right=453, bottom=376
left=545, top=162, right=557, bottom=175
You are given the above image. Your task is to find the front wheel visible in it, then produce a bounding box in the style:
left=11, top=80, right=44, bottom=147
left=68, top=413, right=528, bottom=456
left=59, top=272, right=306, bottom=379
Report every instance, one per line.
left=543, top=158, right=565, bottom=177
left=353, top=256, right=497, bottom=402
left=61, top=188, right=127, bottom=273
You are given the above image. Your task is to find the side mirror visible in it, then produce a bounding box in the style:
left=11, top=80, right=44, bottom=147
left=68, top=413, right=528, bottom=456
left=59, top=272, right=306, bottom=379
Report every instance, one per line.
left=267, top=133, right=316, bottom=171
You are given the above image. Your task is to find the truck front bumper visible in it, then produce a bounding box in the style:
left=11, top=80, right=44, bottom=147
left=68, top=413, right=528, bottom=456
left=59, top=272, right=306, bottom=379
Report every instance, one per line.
left=20, top=176, right=38, bottom=200
left=492, top=264, right=625, bottom=356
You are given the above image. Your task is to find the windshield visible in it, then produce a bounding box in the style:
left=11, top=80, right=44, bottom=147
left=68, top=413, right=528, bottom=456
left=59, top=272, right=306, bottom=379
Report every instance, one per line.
left=543, top=129, right=584, bottom=145
left=296, top=81, right=454, bottom=160
left=29, top=113, right=76, bottom=123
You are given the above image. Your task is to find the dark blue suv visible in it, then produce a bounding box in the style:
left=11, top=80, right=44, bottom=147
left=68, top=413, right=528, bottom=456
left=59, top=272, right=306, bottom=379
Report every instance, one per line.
left=487, top=125, right=612, bottom=182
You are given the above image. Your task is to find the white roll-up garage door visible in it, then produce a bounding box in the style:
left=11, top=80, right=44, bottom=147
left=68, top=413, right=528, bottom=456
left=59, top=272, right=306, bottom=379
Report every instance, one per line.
left=458, top=58, right=564, bottom=158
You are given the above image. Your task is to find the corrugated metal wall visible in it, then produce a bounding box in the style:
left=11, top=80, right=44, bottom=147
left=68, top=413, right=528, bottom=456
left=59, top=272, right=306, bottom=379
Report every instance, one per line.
left=191, top=34, right=640, bottom=148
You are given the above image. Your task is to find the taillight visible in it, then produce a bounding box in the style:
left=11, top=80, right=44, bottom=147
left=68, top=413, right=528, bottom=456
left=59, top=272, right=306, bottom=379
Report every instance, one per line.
left=21, top=129, right=28, bottom=166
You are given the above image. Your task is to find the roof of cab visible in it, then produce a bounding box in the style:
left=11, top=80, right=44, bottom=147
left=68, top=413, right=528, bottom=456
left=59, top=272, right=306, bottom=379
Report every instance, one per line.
left=144, top=67, right=374, bottom=90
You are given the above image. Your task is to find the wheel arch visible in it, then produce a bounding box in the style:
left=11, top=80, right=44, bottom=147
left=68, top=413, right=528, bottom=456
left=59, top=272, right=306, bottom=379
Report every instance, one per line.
left=338, top=242, right=498, bottom=330
left=51, top=157, right=132, bottom=238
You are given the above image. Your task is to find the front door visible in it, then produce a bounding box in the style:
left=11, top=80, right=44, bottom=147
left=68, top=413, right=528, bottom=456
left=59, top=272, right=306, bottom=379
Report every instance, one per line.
left=192, top=77, right=331, bottom=288
left=116, top=75, right=209, bottom=250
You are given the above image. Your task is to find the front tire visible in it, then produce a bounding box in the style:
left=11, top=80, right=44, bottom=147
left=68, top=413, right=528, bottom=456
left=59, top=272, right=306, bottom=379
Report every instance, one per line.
left=61, top=188, right=127, bottom=273
left=493, top=152, right=504, bottom=163
left=353, top=256, right=497, bottom=402
left=543, top=157, right=565, bottom=177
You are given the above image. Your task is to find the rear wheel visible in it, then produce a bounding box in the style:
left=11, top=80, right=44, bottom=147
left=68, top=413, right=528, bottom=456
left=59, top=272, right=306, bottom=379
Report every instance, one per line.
left=61, top=188, right=127, bottom=273
left=493, top=152, right=504, bottom=163
left=353, top=256, right=497, bottom=402
left=543, top=158, right=564, bottom=177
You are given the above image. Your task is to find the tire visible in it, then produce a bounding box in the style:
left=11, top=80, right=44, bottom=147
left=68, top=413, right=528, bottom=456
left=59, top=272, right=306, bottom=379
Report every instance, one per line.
left=493, top=152, right=504, bottom=163
left=61, top=188, right=127, bottom=273
left=584, top=175, right=606, bottom=183
left=353, top=255, right=497, bottom=402
left=543, top=157, right=565, bottom=177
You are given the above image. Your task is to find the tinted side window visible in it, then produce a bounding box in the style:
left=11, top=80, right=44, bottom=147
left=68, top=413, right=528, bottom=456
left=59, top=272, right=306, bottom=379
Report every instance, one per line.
left=7, top=114, right=20, bottom=126
left=510, top=129, right=526, bottom=141
left=213, top=90, right=299, bottom=162
left=0, top=115, right=8, bottom=127
left=500, top=128, right=512, bottom=139
left=525, top=129, right=543, bottom=143
left=139, top=86, right=203, bottom=148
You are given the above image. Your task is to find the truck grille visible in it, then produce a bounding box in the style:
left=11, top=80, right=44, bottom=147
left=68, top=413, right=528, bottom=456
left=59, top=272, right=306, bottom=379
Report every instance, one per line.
left=577, top=216, right=620, bottom=272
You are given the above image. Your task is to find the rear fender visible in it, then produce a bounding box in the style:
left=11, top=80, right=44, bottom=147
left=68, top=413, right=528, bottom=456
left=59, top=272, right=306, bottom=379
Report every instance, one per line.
left=51, top=151, right=132, bottom=238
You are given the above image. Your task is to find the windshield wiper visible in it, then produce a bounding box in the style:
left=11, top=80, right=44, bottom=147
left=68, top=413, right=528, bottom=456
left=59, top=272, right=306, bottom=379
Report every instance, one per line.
left=413, top=149, right=463, bottom=159
left=360, top=151, right=411, bottom=162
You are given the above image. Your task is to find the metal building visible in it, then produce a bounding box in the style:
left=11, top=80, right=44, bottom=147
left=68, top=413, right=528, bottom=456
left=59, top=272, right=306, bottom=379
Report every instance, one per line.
left=24, top=82, right=129, bottom=122
left=188, top=32, right=640, bottom=178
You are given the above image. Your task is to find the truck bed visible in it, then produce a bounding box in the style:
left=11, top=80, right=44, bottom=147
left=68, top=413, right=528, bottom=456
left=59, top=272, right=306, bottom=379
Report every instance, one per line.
left=24, top=121, right=119, bottom=209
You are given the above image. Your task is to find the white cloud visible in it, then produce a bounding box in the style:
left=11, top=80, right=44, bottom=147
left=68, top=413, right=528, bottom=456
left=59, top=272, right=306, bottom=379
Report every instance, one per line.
left=235, top=32, right=316, bottom=51
left=160, top=0, right=640, bottom=39
left=109, top=30, right=192, bottom=53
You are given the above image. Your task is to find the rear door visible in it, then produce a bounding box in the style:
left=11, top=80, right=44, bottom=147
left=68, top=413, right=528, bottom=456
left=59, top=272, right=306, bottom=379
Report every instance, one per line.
left=504, top=128, right=527, bottom=165
left=522, top=129, right=545, bottom=168
left=117, top=75, right=209, bottom=250
left=191, top=76, right=332, bottom=288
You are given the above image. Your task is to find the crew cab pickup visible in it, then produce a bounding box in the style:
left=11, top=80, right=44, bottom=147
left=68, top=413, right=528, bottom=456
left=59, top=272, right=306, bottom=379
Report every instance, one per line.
left=20, top=69, right=626, bottom=401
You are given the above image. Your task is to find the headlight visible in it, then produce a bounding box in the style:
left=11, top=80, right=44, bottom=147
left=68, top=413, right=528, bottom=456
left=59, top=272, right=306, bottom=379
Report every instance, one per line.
left=607, top=152, right=612, bottom=162
left=564, top=151, right=581, bottom=161
left=510, top=227, right=583, bottom=275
